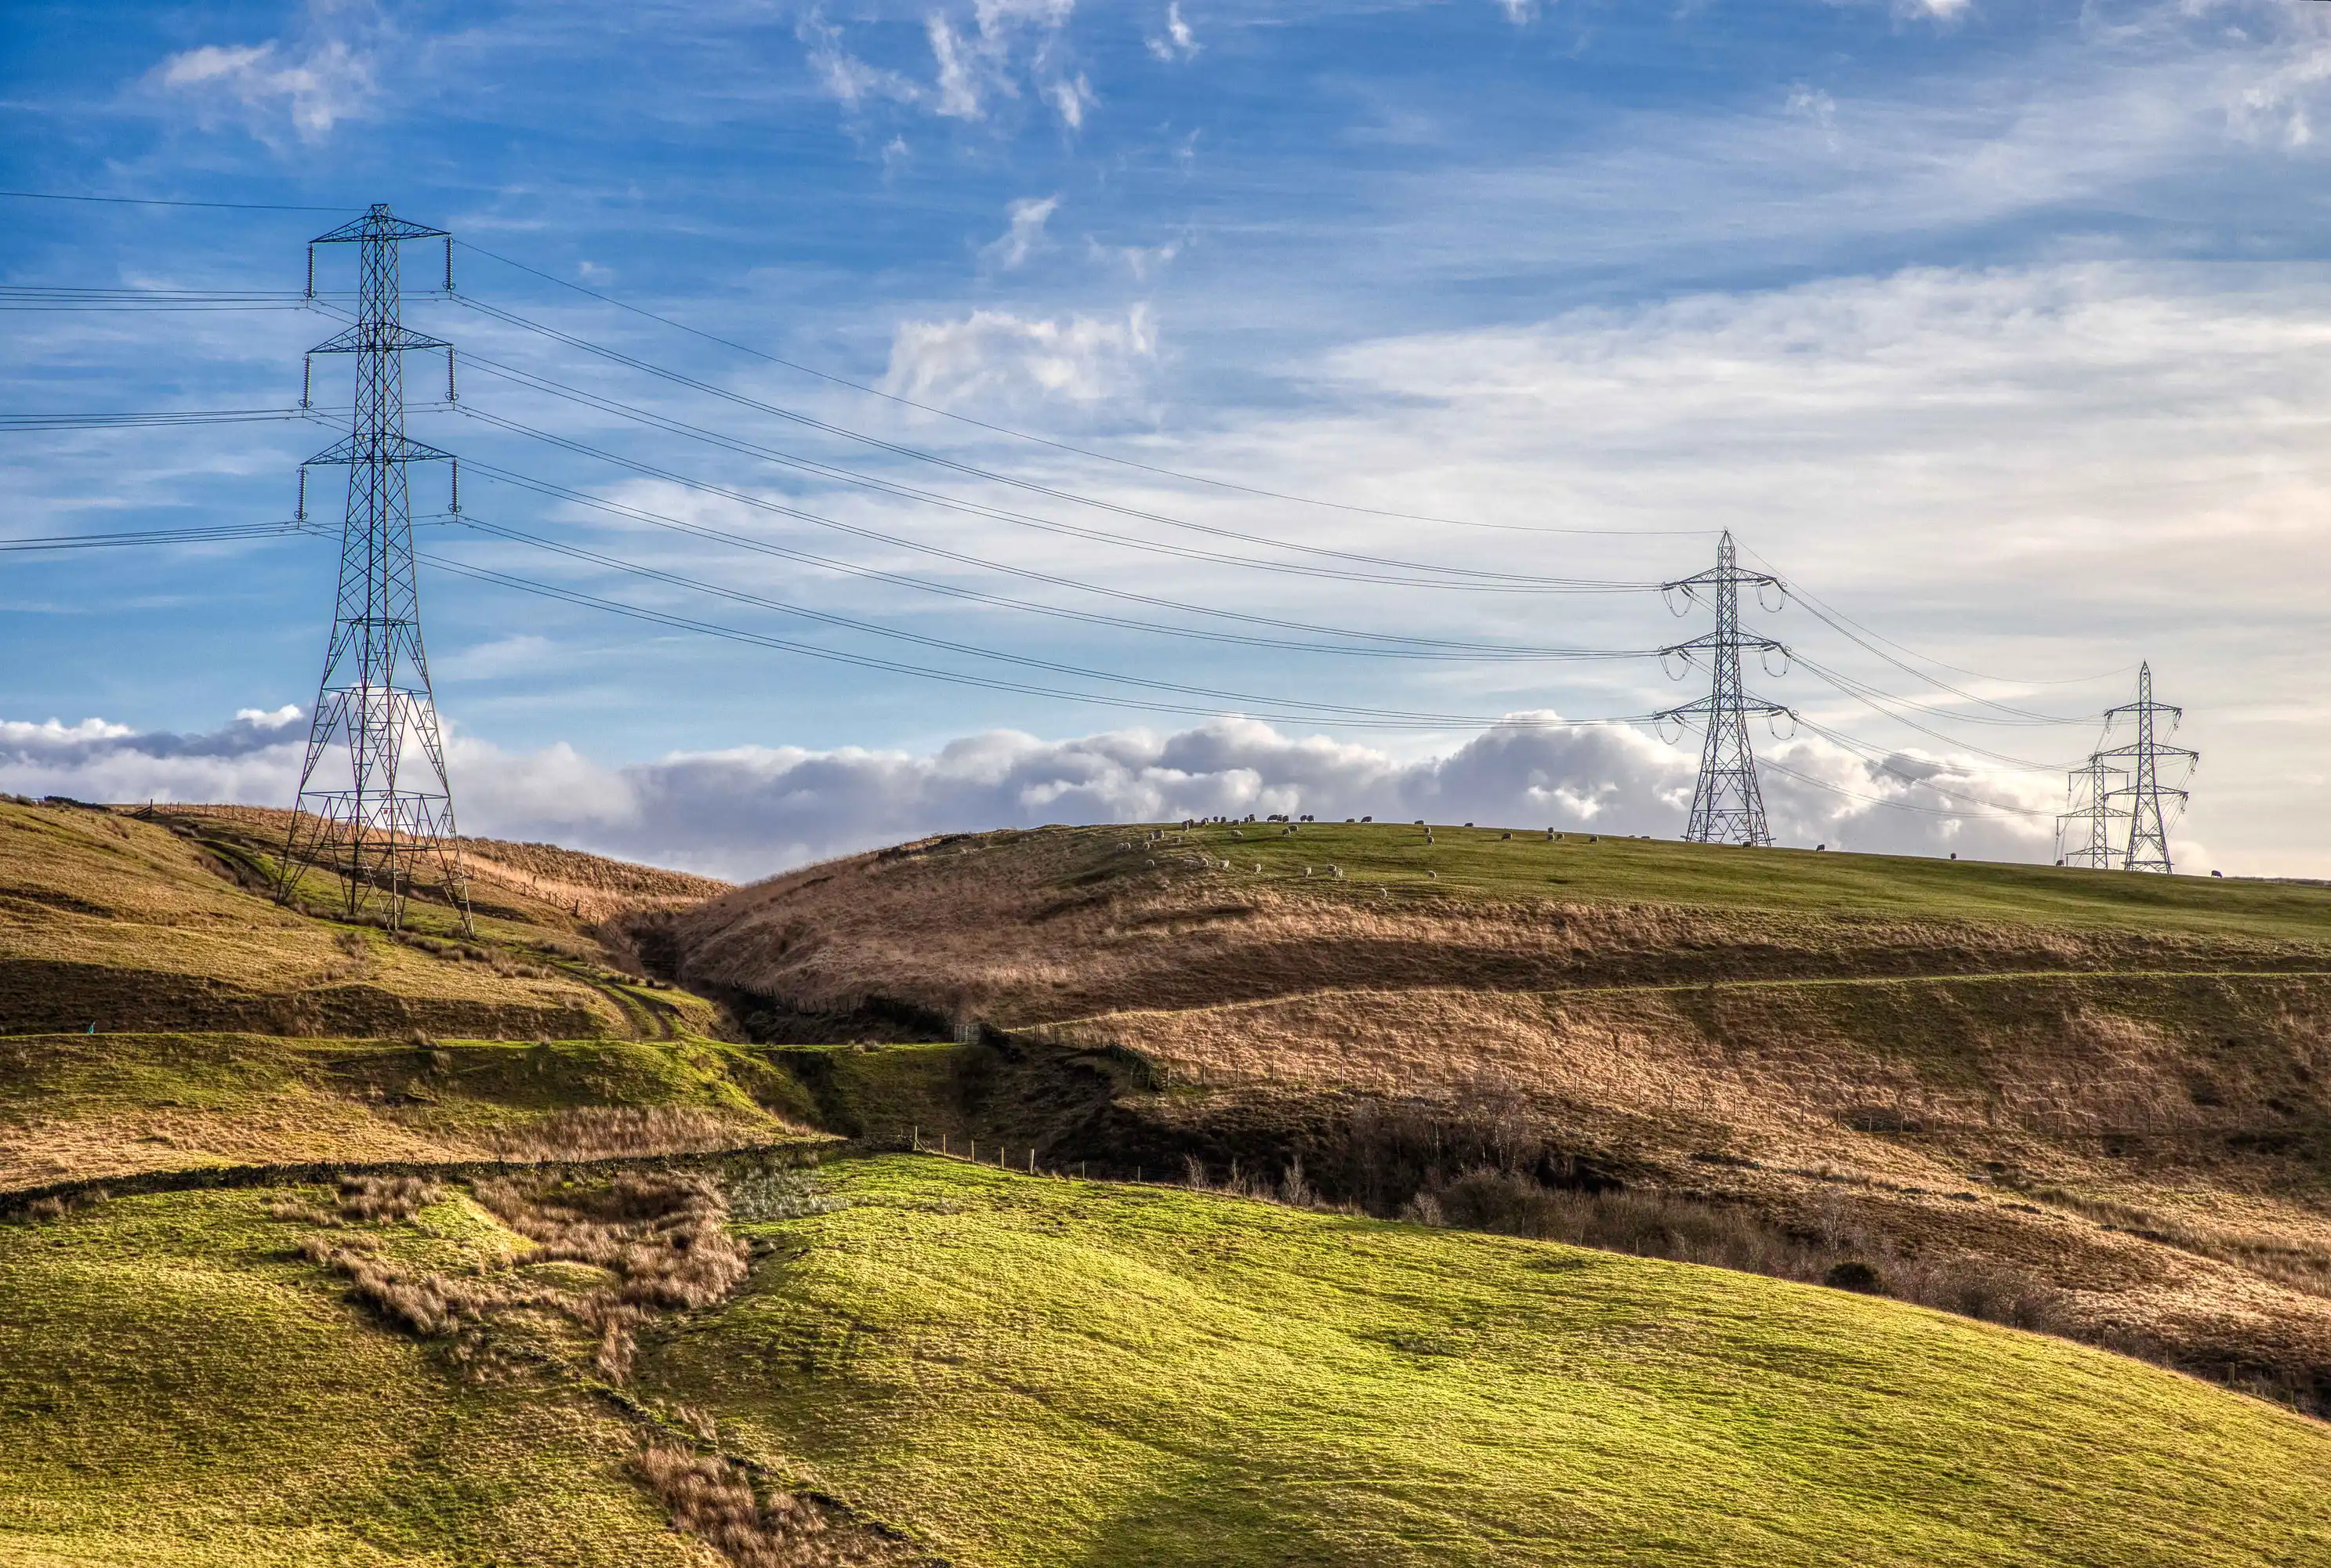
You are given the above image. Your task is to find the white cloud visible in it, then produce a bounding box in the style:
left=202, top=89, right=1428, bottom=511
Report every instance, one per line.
left=0, top=708, right=2097, bottom=882
left=799, top=9, right=924, bottom=112
left=1046, top=71, right=1097, bottom=130
left=980, top=195, right=1060, bottom=271
left=1494, top=0, right=1540, bottom=25
left=796, top=0, right=1087, bottom=130
left=880, top=302, right=1157, bottom=406
left=151, top=20, right=378, bottom=145
left=926, top=14, right=984, bottom=118
left=1147, top=3, right=1200, bottom=62
left=2228, top=45, right=2331, bottom=150
left=1786, top=85, right=1840, bottom=150
left=1087, top=235, right=1182, bottom=281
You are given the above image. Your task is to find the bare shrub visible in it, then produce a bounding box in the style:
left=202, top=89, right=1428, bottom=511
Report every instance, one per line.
left=726, top=1168, right=843, bottom=1223
left=488, top=1106, right=755, bottom=1162
left=1401, top=1167, right=2081, bottom=1340
left=337, top=1175, right=446, bottom=1223
left=633, top=1446, right=896, bottom=1567
left=13, top=1187, right=107, bottom=1225
left=473, top=1171, right=752, bottom=1380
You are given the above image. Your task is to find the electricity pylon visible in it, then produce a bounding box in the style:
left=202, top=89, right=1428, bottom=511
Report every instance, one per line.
left=1655, top=531, right=1793, bottom=846
left=2056, top=755, right=2126, bottom=869
left=2097, top=661, right=2195, bottom=875
left=277, top=203, right=472, bottom=933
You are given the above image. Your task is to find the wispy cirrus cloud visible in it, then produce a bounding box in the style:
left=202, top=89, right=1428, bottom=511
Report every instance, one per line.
left=880, top=302, right=1157, bottom=406
left=980, top=194, right=1060, bottom=271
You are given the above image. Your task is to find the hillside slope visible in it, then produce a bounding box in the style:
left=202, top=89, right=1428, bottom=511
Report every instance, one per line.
left=643, top=823, right=2331, bottom=1409
left=6, top=1157, right=2329, bottom=1567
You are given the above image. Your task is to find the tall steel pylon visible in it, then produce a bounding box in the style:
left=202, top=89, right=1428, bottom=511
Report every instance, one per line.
left=2055, top=755, right=2126, bottom=869
left=2097, top=661, right=2195, bottom=875
left=277, top=203, right=472, bottom=933
left=1655, top=531, right=1793, bottom=846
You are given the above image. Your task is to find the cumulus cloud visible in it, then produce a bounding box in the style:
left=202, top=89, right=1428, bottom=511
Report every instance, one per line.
left=0, top=707, right=2112, bottom=882
left=149, top=5, right=379, bottom=145
left=1147, top=3, right=1199, bottom=62
left=980, top=195, right=1059, bottom=271
left=880, top=302, right=1157, bottom=406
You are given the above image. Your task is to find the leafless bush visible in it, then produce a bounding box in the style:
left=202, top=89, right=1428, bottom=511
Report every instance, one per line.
left=633, top=1446, right=894, bottom=1567
left=473, top=1171, right=752, bottom=1379
left=337, top=1174, right=446, bottom=1223
left=1398, top=1167, right=2081, bottom=1340
left=726, top=1168, right=843, bottom=1223
left=488, top=1106, right=752, bottom=1162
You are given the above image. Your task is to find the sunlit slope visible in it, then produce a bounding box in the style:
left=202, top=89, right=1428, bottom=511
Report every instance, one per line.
left=656, top=823, right=2331, bottom=1034
left=0, top=799, right=724, bottom=1039
left=0, top=1187, right=688, bottom=1568
left=0, top=1031, right=816, bottom=1189
left=637, top=1157, right=2331, bottom=1568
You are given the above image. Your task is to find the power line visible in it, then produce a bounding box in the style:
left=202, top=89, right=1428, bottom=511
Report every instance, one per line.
left=458, top=466, right=1648, bottom=663
left=0, top=407, right=321, bottom=433
left=0, top=189, right=350, bottom=213
left=0, top=520, right=317, bottom=552
left=452, top=239, right=1706, bottom=540
left=1738, top=539, right=2135, bottom=691
left=445, top=353, right=1655, bottom=599
left=451, top=404, right=1644, bottom=595
left=444, top=513, right=1639, bottom=726
left=439, top=293, right=1660, bottom=588
left=419, top=550, right=1659, bottom=734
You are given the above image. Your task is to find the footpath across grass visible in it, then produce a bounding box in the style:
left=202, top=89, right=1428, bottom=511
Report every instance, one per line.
left=644, top=1154, right=2331, bottom=1568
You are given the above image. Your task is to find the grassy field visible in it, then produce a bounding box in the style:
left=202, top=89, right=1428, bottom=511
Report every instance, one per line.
left=1164, top=819, right=2331, bottom=943
left=0, top=1186, right=691, bottom=1567
left=639, top=1155, right=2331, bottom=1568
left=0, top=1031, right=819, bottom=1187
left=5, top=1161, right=2328, bottom=1566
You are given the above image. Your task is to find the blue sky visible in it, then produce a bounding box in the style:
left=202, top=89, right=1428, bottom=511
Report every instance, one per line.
left=3, top=0, right=2328, bottom=876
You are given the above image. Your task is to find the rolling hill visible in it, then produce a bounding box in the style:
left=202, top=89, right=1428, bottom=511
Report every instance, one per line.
left=5, top=800, right=2330, bottom=1564
left=639, top=820, right=2331, bottom=1412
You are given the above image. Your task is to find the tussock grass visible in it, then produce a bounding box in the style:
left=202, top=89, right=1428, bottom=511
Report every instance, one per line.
left=488, top=1104, right=772, bottom=1162
left=633, top=1445, right=908, bottom=1567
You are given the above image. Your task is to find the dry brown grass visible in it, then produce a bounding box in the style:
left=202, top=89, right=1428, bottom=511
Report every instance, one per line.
left=486, top=1106, right=767, bottom=1163
left=335, top=1173, right=446, bottom=1222
left=651, top=827, right=2328, bottom=1037
left=472, top=1171, right=751, bottom=1380
left=161, top=803, right=729, bottom=924
left=0, top=802, right=629, bottom=1037
left=633, top=1445, right=909, bottom=1567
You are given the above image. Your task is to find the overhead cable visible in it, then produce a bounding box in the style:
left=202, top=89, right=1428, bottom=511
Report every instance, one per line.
left=420, top=549, right=1658, bottom=734
left=460, top=465, right=1649, bottom=662
left=454, top=238, right=1706, bottom=539
left=436, top=294, right=1658, bottom=589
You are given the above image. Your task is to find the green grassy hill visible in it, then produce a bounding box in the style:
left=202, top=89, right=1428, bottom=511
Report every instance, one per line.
left=5, top=1156, right=2327, bottom=1567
